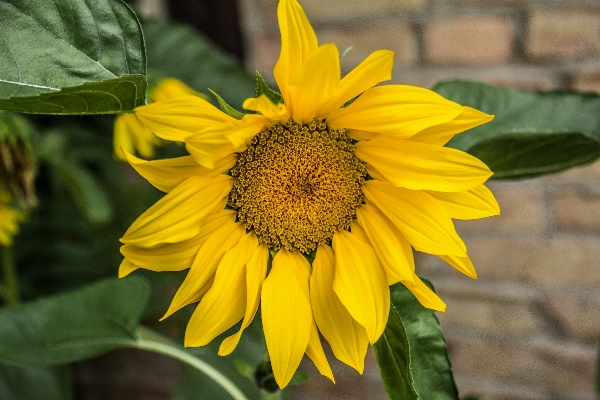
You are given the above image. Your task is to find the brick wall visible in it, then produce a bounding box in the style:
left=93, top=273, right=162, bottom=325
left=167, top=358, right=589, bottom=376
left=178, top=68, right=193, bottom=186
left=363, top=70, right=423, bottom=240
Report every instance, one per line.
left=240, top=1, right=600, bottom=399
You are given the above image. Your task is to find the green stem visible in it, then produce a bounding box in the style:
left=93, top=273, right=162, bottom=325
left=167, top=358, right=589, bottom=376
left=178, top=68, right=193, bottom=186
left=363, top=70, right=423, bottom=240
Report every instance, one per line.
left=134, top=327, right=248, bottom=400
left=1, top=245, right=19, bottom=305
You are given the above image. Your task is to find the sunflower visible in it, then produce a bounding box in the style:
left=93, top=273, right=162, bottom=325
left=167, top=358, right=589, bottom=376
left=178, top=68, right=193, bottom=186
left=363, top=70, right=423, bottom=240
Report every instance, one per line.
left=113, top=78, right=203, bottom=160
left=119, top=0, right=499, bottom=388
left=0, top=191, right=25, bottom=247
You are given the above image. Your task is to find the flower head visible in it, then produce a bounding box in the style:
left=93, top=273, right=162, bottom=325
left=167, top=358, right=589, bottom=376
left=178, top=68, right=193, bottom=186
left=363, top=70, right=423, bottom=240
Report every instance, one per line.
left=113, top=78, right=203, bottom=160
left=120, top=0, right=499, bottom=389
left=0, top=191, right=25, bottom=247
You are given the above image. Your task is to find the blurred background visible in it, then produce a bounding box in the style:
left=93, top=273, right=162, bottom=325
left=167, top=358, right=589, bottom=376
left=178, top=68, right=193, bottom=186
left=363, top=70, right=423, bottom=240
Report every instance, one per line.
left=18, top=0, right=600, bottom=399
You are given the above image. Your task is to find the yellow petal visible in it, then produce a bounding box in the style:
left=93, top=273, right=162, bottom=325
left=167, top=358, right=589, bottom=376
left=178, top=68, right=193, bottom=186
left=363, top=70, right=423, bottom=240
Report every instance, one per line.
left=409, top=106, right=494, bottom=146
left=316, top=49, right=394, bottom=118
left=122, top=149, right=236, bottom=193
left=114, top=113, right=161, bottom=160
left=403, top=275, right=446, bottom=312
left=219, top=244, right=269, bottom=356
left=426, top=184, right=500, bottom=220
left=349, top=220, right=369, bottom=244
left=120, top=210, right=237, bottom=273
left=120, top=175, right=233, bottom=247
left=356, top=204, right=415, bottom=285
left=150, top=78, right=204, bottom=103
left=135, top=95, right=235, bottom=141
left=118, top=258, right=138, bottom=278
left=305, top=319, right=335, bottom=383
left=261, top=249, right=312, bottom=389
left=310, top=243, right=368, bottom=373
left=226, top=113, right=270, bottom=148
left=162, top=221, right=246, bottom=320
left=332, top=230, right=390, bottom=344
left=273, top=0, right=318, bottom=113
left=347, top=129, right=378, bottom=141
left=185, top=232, right=260, bottom=347
left=438, top=254, right=477, bottom=279
left=186, top=122, right=244, bottom=169
left=327, top=85, right=462, bottom=138
left=243, top=95, right=289, bottom=122
left=363, top=180, right=467, bottom=256
left=365, top=164, right=388, bottom=182
left=113, top=114, right=136, bottom=160
left=288, top=43, right=340, bottom=123
left=355, top=135, right=493, bottom=192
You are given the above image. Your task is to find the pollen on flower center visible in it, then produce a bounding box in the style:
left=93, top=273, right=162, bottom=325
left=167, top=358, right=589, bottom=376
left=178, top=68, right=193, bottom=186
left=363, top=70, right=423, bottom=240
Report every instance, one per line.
left=228, top=120, right=366, bottom=253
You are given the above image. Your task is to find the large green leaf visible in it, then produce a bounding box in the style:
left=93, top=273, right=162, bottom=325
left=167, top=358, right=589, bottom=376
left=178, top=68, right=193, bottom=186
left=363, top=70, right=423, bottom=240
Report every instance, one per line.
left=0, top=0, right=146, bottom=114
left=0, top=276, right=148, bottom=366
left=434, top=80, right=600, bottom=179
left=0, top=363, right=73, bottom=400
left=374, top=307, right=419, bottom=400
left=143, top=19, right=255, bottom=109
left=376, top=281, right=459, bottom=400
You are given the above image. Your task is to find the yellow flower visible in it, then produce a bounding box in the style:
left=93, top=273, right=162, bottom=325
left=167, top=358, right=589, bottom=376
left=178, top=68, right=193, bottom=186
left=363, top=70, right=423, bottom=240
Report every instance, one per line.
left=120, top=0, right=499, bottom=389
left=0, top=191, right=25, bottom=247
left=113, top=78, right=203, bottom=160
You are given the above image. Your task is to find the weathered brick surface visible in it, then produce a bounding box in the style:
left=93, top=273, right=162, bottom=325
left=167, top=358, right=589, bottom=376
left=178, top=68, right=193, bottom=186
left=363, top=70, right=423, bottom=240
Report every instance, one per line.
left=553, top=187, right=600, bottom=232
left=464, top=236, right=600, bottom=287
left=425, top=16, right=513, bottom=65
left=317, top=22, right=418, bottom=71
left=259, top=0, right=425, bottom=24
left=454, top=180, right=547, bottom=233
left=543, top=288, right=600, bottom=343
left=445, top=334, right=596, bottom=393
left=569, top=64, right=600, bottom=93
left=527, top=10, right=600, bottom=61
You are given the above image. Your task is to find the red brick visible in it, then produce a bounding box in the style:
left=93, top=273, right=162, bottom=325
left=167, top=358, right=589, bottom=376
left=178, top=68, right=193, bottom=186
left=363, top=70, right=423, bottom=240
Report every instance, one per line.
left=425, top=16, right=513, bottom=66
left=454, top=180, right=546, bottom=234
left=553, top=187, right=600, bottom=233
left=317, top=23, right=418, bottom=71
left=527, top=10, right=600, bottom=61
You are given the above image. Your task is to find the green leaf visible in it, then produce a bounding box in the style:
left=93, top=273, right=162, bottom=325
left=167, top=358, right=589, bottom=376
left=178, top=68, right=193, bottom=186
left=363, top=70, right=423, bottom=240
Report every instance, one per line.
left=0, top=363, right=73, bottom=400
left=143, top=19, right=255, bottom=109
left=254, top=71, right=282, bottom=105
left=234, top=360, right=254, bottom=379
left=209, top=89, right=244, bottom=120
left=38, top=130, right=113, bottom=224
left=289, top=371, right=310, bottom=385
left=374, top=307, right=419, bottom=400
left=388, top=280, right=459, bottom=400
left=0, top=0, right=146, bottom=114
left=0, top=276, right=149, bottom=366
left=0, top=76, right=147, bottom=115
left=434, top=80, right=600, bottom=179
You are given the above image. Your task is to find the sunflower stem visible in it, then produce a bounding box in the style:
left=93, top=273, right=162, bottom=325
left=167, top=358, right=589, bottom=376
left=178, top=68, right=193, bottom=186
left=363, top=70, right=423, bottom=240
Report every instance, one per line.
left=260, top=390, right=282, bottom=400
left=134, top=326, right=248, bottom=400
left=1, top=245, right=19, bottom=305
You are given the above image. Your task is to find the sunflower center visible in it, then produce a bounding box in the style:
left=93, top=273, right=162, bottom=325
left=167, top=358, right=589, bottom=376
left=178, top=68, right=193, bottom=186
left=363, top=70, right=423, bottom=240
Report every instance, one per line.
left=228, top=119, right=366, bottom=253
